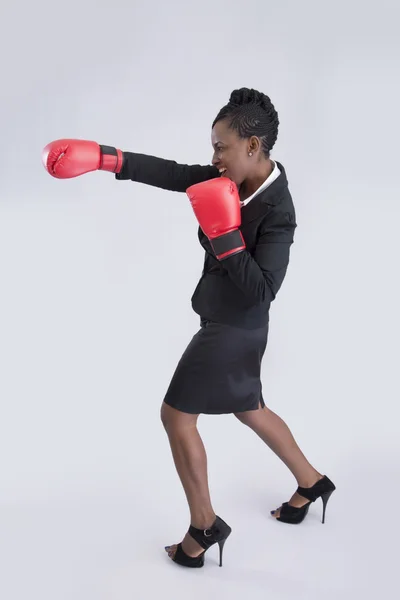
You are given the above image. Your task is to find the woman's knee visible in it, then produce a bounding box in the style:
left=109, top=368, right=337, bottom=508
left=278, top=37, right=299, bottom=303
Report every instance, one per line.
left=160, top=401, right=198, bottom=431
left=234, top=411, right=245, bottom=423
left=234, top=411, right=253, bottom=426
left=160, top=402, right=176, bottom=430
left=234, top=402, right=266, bottom=426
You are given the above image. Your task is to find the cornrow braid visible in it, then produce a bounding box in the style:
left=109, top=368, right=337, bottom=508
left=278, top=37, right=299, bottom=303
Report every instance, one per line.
left=212, top=88, right=279, bottom=157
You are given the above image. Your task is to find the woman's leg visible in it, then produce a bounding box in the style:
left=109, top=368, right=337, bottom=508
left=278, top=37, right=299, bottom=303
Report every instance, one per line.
left=234, top=403, right=323, bottom=517
left=160, top=401, right=216, bottom=558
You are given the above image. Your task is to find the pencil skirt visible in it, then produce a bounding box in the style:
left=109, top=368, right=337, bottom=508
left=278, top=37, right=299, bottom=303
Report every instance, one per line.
left=162, top=318, right=269, bottom=415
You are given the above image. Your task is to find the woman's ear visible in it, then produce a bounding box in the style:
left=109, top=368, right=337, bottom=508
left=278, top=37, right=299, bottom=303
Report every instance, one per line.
left=248, top=136, right=261, bottom=154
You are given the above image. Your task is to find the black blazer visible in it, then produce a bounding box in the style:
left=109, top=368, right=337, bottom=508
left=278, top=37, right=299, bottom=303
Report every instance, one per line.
left=116, top=152, right=297, bottom=329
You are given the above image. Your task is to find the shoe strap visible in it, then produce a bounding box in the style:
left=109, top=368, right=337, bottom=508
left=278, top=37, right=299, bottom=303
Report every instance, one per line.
left=297, top=476, right=330, bottom=502
left=188, top=516, right=230, bottom=550
left=173, top=542, right=205, bottom=566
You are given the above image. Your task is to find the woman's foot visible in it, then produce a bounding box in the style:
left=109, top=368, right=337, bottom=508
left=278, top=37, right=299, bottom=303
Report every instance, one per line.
left=165, top=531, right=204, bottom=560
left=165, top=514, right=217, bottom=561
left=271, top=472, right=324, bottom=519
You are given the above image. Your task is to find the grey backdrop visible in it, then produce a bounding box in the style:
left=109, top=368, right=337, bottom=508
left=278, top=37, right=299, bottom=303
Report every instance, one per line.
left=1, top=0, right=399, bottom=599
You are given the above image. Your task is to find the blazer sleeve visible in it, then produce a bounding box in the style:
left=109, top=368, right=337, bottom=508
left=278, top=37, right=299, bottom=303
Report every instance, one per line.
left=220, top=209, right=297, bottom=305
left=115, top=151, right=219, bottom=192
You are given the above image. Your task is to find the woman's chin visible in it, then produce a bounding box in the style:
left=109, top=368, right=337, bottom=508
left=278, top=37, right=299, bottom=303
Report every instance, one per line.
left=220, top=171, right=239, bottom=187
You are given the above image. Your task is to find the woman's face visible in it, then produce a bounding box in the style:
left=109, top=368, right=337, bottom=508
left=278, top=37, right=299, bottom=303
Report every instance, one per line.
left=211, top=119, right=252, bottom=187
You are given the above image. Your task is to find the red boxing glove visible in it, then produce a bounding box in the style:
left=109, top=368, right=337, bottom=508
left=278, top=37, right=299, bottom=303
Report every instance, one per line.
left=42, top=139, right=123, bottom=179
left=186, top=177, right=246, bottom=260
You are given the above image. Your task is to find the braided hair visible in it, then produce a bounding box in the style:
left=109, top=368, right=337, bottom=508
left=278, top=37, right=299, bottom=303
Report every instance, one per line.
left=212, top=88, right=279, bottom=158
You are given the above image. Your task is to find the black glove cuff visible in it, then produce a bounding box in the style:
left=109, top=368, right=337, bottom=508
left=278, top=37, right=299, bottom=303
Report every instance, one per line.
left=99, top=145, right=124, bottom=173
left=211, top=229, right=245, bottom=259
left=99, top=145, right=117, bottom=158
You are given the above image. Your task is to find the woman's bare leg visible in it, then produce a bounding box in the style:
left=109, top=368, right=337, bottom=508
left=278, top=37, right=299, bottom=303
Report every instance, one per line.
left=161, top=402, right=216, bottom=558
left=234, top=403, right=323, bottom=517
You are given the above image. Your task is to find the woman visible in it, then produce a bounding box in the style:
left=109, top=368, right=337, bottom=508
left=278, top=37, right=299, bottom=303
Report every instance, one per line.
left=42, top=87, right=336, bottom=570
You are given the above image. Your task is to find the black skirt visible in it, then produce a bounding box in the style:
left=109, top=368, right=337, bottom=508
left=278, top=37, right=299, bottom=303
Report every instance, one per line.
left=163, top=318, right=269, bottom=415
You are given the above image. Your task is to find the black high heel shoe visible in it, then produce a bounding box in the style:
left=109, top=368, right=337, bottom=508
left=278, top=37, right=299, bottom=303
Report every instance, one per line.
left=166, top=515, right=232, bottom=568
left=271, top=475, right=336, bottom=525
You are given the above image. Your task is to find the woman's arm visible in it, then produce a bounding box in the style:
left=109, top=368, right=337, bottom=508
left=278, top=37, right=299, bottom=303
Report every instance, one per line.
left=116, top=152, right=219, bottom=192
left=220, top=208, right=297, bottom=306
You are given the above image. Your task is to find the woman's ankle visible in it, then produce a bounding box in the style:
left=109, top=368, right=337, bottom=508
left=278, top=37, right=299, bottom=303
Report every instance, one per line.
left=296, top=469, right=323, bottom=488
left=190, top=510, right=217, bottom=529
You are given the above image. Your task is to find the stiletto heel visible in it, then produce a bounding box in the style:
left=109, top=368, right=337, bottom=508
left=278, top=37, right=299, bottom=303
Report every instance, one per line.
left=167, top=515, right=232, bottom=568
left=272, top=475, right=336, bottom=525
left=218, top=538, right=227, bottom=567
left=321, top=489, right=334, bottom=523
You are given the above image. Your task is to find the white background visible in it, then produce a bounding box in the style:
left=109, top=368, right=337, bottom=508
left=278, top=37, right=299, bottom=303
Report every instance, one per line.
left=1, top=0, right=399, bottom=598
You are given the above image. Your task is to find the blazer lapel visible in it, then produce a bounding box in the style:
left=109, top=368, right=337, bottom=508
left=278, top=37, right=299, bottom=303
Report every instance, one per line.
left=240, top=161, right=288, bottom=226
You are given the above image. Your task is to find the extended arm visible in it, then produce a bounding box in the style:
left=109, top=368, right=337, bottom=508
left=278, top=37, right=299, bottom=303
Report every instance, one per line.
left=116, top=152, right=219, bottom=192
left=42, top=138, right=219, bottom=191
